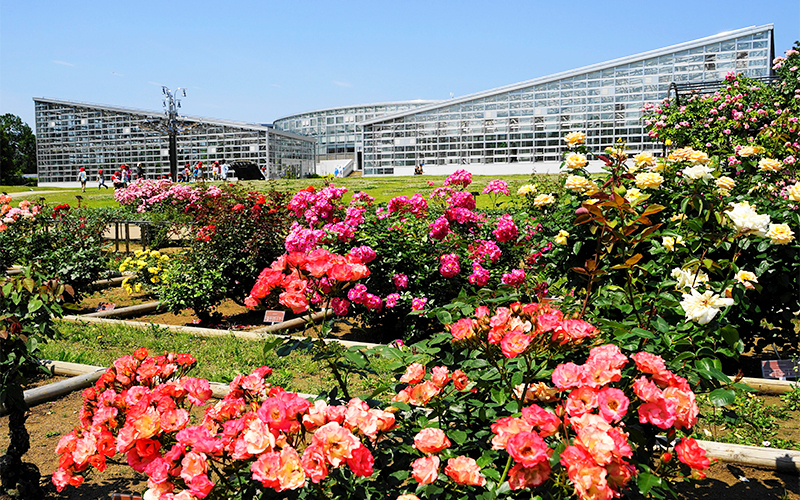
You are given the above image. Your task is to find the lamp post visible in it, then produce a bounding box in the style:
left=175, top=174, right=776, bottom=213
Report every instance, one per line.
left=162, top=86, right=187, bottom=181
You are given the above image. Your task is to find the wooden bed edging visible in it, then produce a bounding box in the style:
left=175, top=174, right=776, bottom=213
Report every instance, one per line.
left=82, top=300, right=164, bottom=319
left=60, top=314, right=382, bottom=349
left=740, top=376, right=797, bottom=395
left=697, top=439, right=800, bottom=473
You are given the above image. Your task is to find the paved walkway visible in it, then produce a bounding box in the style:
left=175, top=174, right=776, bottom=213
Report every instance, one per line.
left=5, top=190, right=69, bottom=198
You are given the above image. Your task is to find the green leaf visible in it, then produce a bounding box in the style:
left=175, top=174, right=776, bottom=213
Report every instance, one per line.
left=638, top=471, right=663, bottom=494
left=435, top=310, right=453, bottom=325
left=709, top=388, right=736, bottom=407
left=449, top=429, right=468, bottom=445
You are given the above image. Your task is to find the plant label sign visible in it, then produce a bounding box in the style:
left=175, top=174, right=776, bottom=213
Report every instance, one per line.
left=263, top=310, right=286, bottom=325
left=761, top=360, right=799, bottom=380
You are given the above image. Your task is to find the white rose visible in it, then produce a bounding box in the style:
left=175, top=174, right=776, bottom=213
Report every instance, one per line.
left=680, top=289, right=734, bottom=325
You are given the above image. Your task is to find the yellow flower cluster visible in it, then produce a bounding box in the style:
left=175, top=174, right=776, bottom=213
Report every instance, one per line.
left=634, top=172, right=664, bottom=189
left=667, top=147, right=708, bottom=165
left=516, top=184, right=537, bottom=196
left=565, top=152, right=588, bottom=169
left=757, top=158, right=782, bottom=172
left=564, top=132, right=586, bottom=147
left=533, top=194, right=556, bottom=207
left=119, top=249, right=170, bottom=294
left=564, top=175, right=598, bottom=195
left=737, top=145, right=764, bottom=157
left=789, top=183, right=800, bottom=202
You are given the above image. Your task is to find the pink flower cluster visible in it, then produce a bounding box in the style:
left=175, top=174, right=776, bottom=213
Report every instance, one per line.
left=488, top=344, right=709, bottom=498
left=468, top=262, right=490, bottom=287
left=469, top=240, right=502, bottom=264
left=347, top=284, right=383, bottom=311
left=501, top=269, right=526, bottom=287
left=439, top=253, right=460, bottom=278
left=392, top=273, right=408, bottom=290
left=428, top=216, right=450, bottom=240
left=387, top=194, right=428, bottom=216
left=493, top=214, right=519, bottom=243
left=448, top=303, right=597, bottom=358
left=393, top=363, right=471, bottom=406
left=54, top=349, right=395, bottom=497
left=114, top=179, right=210, bottom=212
left=245, top=248, right=370, bottom=313
left=482, top=179, right=510, bottom=196
left=287, top=184, right=348, bottom=226
left=443, top=169, right=473, bottom=188
left=410, top=427, right=485, bottom=487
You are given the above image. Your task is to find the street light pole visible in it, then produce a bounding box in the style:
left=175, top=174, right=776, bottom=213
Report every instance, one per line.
left=162, top=86, right=186, bottom=181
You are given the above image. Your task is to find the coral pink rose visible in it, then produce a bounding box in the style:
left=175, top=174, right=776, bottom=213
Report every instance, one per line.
left=414, top=428, right=451, bottom=454
left=411, top=455, right=440, bottom=484
left=400, top=363, right=425, bottom=384
left=444, top=456, right=486, bottom=486
left=506, top=431, right=549, bottom=468
left=508, top=461, right=551, bottom=490
left=597, top=387, right=629, bottom=423
left=675, top=437, right=710, bottom=470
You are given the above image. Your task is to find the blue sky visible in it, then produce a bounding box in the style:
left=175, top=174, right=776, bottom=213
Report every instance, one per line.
left=1, top=1, right=798, bottom=129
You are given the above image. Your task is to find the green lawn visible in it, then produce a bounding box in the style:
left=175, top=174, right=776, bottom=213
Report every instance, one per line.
left=2, top=173, right=554, bottom=209
left=43, top=319, right=396, bottom=397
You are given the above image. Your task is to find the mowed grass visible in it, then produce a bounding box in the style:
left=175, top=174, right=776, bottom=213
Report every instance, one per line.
left=3, top=173, right=553, bottom=209
left=42, top=320, right=397, bottom=397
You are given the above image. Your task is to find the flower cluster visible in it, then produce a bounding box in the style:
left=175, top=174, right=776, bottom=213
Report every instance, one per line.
left=245, top=248, right=370, bottom=314
left=443, top=169, right=473, bottom=188
left=393, top=363, right=472, bottom=406
left=54, top=349, right=395, bottom=498
left=119, top=249, right=170, bottom=293
left=448, top=302, right=597, bottom=358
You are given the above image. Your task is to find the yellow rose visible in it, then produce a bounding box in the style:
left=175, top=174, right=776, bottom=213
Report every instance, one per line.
left=715, top=176, right=736, bottom=191
left=119, top=264, right=127, bottom=273
left=633, top=152, right=656, bottom=169
left=788, top=183, right=800, bottom=202
left=689, top=150, right=709, bottom=165
left=662, top=235, right=685, bottom=252
left=533, top=194, right=556, bottom=207
left=667, top=147, right=695, bottom=163
left=766, top=223, right=795, bottom=245
left=134, top=283, right=142, bottom=293
left=517, top=184, right=537, bottom=196
left=554, top=230, right=569, bottom=245
left=737, top=145, right=759, bottom=157
left=625, top=188, right=645, bottom=204
left=149, top=250, right=161, bottom=258
left=564, top=132, right=586, bottom=147
left=148, top=266, right=159, bottom=275
left=565, top=152, right=588, bottom=169
left=758, top=158, right=782, bottom=172
left=634, top=172, right=664, bottom=189
left=735, top=270, right=758, bottom=289
left=565, top=175, right=595, bottom=193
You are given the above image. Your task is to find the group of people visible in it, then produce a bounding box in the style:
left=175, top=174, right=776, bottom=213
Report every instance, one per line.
left=84, top=163, right=144, bottom=192
left=82, top=160, right=231, bottom=191
left=177, top=160, right=230, bottom=183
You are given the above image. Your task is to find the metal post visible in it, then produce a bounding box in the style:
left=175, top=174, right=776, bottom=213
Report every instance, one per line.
left=114, top=222, right=119, bottom=252
left=125, top=222, right=130, bottom=254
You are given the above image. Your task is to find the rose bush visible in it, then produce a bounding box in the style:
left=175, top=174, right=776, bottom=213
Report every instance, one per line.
left=54, top=300, right=712, bottom=500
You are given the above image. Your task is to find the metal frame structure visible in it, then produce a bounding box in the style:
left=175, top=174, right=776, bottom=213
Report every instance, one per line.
left=34, top=98, right=316, bottom=184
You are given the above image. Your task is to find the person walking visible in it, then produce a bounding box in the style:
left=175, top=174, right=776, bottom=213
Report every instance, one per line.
left=135, top=163, right=144, bottom=180
left=78, top=167, right=87, bottom=192
left=212, top=161, right=220, bottom=181
left=98, top=169, right=109, bottom=189
left=221, top=159, right=230, bottom=181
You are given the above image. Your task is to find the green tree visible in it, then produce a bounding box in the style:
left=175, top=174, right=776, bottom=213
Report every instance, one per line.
left=0, top=114, right=36, bottom=184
